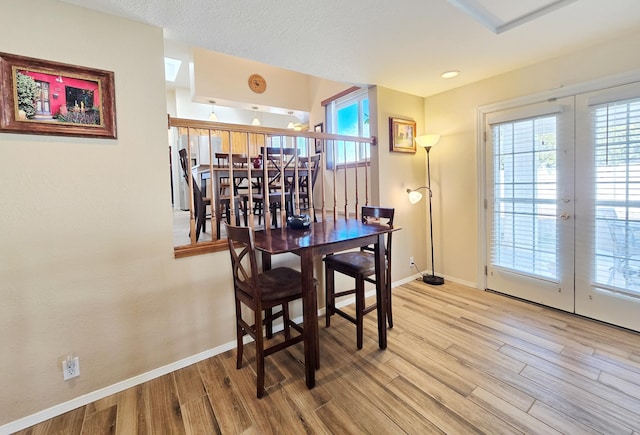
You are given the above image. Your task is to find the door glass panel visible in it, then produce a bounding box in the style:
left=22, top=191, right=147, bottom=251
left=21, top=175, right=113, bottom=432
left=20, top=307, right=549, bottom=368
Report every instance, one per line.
left=593, top=98, right=640, bottom=293
left=490, top=115, right=558, bottom=280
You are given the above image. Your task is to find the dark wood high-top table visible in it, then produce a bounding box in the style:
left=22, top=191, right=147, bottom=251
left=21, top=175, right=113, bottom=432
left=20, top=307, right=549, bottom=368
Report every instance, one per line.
left=252, top=218, right=400, bottom=389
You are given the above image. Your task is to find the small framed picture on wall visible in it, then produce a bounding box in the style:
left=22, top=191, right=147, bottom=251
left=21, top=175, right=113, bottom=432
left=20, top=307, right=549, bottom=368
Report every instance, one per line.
left=389, top=117, right=416, bottom=153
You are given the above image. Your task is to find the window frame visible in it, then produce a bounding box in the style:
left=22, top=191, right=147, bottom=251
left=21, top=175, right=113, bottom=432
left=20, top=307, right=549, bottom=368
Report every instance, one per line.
left=325, top=87, right=370, bottom=169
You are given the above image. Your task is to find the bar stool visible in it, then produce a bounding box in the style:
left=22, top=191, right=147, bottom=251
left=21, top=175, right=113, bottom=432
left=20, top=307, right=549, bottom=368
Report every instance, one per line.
left=323, top=206, right=395, bottom=349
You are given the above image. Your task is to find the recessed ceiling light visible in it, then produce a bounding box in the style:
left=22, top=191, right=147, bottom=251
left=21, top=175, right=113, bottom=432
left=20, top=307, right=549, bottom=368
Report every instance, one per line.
left=441, top=70, right=460, bottom=79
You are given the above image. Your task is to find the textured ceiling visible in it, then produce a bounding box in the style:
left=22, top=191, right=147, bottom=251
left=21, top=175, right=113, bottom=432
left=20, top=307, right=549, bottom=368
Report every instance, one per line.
left=62, top=0, right=640, bottom=97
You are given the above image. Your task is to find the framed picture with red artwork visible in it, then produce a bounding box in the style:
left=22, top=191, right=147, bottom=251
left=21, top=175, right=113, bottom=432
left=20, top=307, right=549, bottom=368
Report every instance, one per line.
left=0, top=52, right=117, bottom=139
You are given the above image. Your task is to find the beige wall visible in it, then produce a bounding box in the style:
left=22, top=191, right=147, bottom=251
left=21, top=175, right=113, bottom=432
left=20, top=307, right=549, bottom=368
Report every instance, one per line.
left=424, top=29, right=640, bottom=286
left=0, top=0, right=236, bottom=426
left=192, top=47, right=312, bottom=111
left=373, top=86, right=430, bottom=282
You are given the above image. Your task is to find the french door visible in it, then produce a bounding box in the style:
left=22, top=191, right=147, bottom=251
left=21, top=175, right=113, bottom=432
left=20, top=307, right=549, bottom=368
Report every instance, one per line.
left=485, top=83, right=640, bottom=332
left=485, top=97, right=575, bottom=312
left=574, top=82, right=640, bottom=331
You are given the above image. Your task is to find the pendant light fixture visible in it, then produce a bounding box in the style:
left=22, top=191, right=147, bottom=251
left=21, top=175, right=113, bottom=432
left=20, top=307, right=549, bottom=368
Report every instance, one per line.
left=208, top=99, right=218, bottom=121
left=251, top=106, right=261, bottom=126
left=287, top=111, right=295, bottom=129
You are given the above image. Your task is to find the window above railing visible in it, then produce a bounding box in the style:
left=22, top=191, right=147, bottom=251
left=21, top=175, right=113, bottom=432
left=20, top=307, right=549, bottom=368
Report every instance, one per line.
left=169, top=116, right=376, bottom=258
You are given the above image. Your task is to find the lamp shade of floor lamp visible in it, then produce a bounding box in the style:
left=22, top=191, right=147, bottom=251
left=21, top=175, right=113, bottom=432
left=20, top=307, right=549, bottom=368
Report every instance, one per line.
left=407, top=134, right=444, bottom=285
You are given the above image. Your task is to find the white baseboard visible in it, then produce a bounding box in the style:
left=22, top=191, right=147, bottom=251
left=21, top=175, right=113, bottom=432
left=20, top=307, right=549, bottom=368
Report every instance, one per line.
left=0, top=340, right=238, bottom=435
left=395, top=271, right=479, bottom=289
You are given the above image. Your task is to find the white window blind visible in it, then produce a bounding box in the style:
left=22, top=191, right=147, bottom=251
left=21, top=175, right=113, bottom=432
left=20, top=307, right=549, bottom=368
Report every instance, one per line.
left=489, top=115, right=558, bottom=280
left=592, top=97, right=640, bottom=293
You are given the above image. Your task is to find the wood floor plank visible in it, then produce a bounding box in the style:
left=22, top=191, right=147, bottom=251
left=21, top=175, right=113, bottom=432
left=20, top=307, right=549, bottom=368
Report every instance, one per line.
left=500, top=343, right=601, bottom=380
left=385, top=373, right=498, bottom=434
left=387, top=356, right=521, bottom=434
left=562, top=346, right=640, bottom=386
left=180, top=395, right=221, bottom=435
left=43, top=407, right=86, bottom=435
left=400, top=301, right=504, bottom=352
left=12, top=407, right=85, bottom=435
left=217, top=350, right=315, bottom=434
left=446, top=342, right=635, bottom=434
left=344, top=361, right=446, bottom=433
left=446, top=304, right=566, bottom=353
left=109, top=387, right=140, bottom=435
left=312, top=366, right=405, bottom=434
left=79, top=405, right=116, bottom=435
left=136, top=374, right=185, bottom=435
left=599, top=371, right=640, bottom=401
left=482, top=304, right=598, bottom=356
left=197, top=356, right=253, bottom=434
left=468, top=387, right=560, bottom=435
left=520, top=352, right=640, bottom=415
left=174, top=362, right=208, bottom=405
left=392, top=332, right=478, bottom=396
left=594, top=348, right=640, bottom=375
left=528, top=400, right=602, bottom=435
left=521, top=365, right=640, bottom=432
left=407, top=338, right=536, bottom=412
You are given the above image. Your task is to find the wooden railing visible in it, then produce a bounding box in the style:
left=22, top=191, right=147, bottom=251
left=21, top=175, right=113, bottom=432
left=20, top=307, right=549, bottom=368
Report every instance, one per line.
left=169, top=116, right=375, bottom=258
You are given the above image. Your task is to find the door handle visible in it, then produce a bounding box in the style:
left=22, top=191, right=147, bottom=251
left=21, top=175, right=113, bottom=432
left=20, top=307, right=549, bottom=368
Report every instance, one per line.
left=560, top=213, right=571, bottom=220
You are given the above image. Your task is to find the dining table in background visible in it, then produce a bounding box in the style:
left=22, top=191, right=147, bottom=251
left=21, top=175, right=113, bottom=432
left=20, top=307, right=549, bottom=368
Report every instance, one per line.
left=252, top=218, right=400, bottom=390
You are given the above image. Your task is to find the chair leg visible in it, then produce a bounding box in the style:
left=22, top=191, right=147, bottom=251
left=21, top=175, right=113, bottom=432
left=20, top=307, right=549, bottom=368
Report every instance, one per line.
left=355, top=276, right=365, bottom=350
left=387, top=281, right=393, bottom=329
left=242, top=198, right=249, bottom=226
left=283, top=303, right=291, bottom=341
left=235, top=299, right=244, bottom=369
left=271, top=204, right=278, bottom=228
left=254, top=308, right=265, bottom=398
left=265, top=308, right=273, bottom=339
left=325, top=263, right=335, bottom=327
left=194, top=199, right=203, bottom=242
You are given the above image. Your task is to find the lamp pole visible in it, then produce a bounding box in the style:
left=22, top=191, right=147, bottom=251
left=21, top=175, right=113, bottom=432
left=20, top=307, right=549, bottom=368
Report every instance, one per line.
left=424, top=145, right=444, bottom=285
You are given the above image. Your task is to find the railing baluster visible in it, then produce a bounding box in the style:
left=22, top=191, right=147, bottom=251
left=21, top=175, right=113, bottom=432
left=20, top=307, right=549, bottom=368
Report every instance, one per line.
left=170, top=117, right=374, bottom=252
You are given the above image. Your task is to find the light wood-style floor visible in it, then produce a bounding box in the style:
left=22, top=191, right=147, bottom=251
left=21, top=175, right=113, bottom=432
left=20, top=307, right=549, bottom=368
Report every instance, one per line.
left=14, top=281, right=640, bottom=434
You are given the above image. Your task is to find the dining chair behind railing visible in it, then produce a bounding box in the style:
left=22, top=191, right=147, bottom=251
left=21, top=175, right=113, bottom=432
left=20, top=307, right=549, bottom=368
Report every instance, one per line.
left=246, top=147, right=297, bottom=228
left=178, top=149, right=211, bottom=241
left=297, top=154, right=321, bottom=221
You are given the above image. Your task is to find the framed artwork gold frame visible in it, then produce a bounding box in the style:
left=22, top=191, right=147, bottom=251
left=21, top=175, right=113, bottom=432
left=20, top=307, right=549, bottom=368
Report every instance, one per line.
left=0, top=52, right=117, bottom=139
left=389, top=117, right=416, bottom=153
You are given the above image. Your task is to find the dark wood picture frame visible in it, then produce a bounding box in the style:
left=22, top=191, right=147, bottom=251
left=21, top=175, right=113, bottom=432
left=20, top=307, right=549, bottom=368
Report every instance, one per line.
left=0, top=52, right=117, bottom=139
left=389, top=117, right=416, bottom=153
left=314, top=122, right=323, bottom=154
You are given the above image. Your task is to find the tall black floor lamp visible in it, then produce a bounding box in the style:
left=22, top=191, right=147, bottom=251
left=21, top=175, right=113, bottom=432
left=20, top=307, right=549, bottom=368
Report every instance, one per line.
left=407, top=134, right=444, bottom=286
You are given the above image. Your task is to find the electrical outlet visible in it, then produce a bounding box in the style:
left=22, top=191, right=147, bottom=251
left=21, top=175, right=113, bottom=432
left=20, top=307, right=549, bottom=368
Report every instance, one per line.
left=409, top=256, right=415, bottom=268
left=62, top=356, right=80, bottom=380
